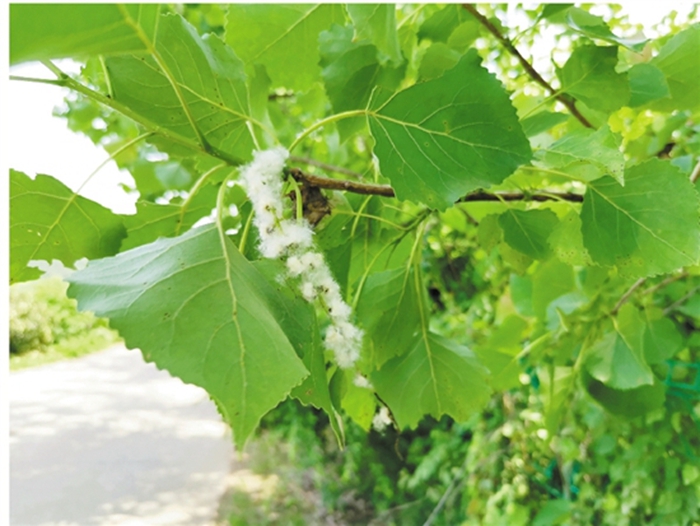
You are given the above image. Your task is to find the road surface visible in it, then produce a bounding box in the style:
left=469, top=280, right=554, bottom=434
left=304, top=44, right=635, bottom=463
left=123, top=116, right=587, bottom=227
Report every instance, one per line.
left=9, top=344, right=235, bottom=526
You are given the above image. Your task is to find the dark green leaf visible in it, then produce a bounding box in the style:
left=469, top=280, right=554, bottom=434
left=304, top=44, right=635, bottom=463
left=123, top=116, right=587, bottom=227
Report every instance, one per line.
left=356, top=267, right=423, bottom=368
left=417, top=5, right=470, bottom=43
left=106, top=13, right=255, bottom=163
left=583, top=370, right=665, bottom=417
left=373, top=332, right=491, bottom=428
left=66, top=225, right=308, bottom=447
left=418, top=43, right=461, bottom=80
left=580, top=159, right=700, bottom=277
left=556, top=45, right=630, bottom=113
left=520, top=111, right=569, bottom=137
left=225, top=4, right=346, bottom=91
left=369, top=50, right=532, bottom=210
left=10, top=4, right=160, bottom=64
left=499, top=209, right=559, bottom=260
left=10, top=170, right=126, bottom=284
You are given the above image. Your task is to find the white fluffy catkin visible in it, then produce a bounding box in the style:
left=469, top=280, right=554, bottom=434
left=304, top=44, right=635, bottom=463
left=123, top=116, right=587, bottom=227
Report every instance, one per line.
left=238, top=147, right=363, bottom=369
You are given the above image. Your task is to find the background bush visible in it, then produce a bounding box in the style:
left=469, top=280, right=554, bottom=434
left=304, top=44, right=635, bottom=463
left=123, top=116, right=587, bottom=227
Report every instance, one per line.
left=9, top=276, right=119, bottom=366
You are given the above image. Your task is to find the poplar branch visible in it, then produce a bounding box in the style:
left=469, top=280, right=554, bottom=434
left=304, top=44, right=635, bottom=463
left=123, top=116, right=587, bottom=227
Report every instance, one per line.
left=287, top=168, right=584, bottom=203
left=462, top=4, right=593, bottom=129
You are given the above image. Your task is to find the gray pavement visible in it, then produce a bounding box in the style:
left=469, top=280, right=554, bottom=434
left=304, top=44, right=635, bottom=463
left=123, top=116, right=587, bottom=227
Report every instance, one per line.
left=10, top=344, right=235, bottom=526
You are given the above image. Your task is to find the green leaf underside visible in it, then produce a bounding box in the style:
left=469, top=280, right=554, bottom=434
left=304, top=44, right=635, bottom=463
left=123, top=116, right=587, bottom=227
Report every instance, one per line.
left=9, top=4, right=160, bottom=64
left=499, top=209, right=559, bottom=260
left=536, top=125, right=624, bottom=184
left=650, top=23, right=700, bottom=111
left=369, top=50, right=532, bottom=210
left=556, top=45, right=629, bottom=113
left=566, top=8, right=647, bottom=52
left=346, top=4, right=403, bottom=66
left=356, top=267, right=422, bottom=369
left=580, top=159, right=700, bottom=277
left=373, top=332, right=491, bottom=429
left=121, top=182, right=218, bottom=251
left=520, top=111, right=569, bottom=137
left=10, top=170, right=126, bottom=284
left=106, top=13, right=255, bottom=163
left=225, top=4, right=346, bottom=91
left=66, top=225, right=308, bottom=447
left=583, top=370, right=665, bottom=417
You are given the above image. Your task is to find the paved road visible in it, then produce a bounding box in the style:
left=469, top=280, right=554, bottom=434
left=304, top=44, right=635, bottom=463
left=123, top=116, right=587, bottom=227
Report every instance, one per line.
left=10, top=344, right=235, bottom=526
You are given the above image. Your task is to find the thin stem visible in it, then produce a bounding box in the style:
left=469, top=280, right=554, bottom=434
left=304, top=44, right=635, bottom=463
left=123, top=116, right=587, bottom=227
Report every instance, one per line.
left=238, top=209, right=255, bottom=254
left=462, top=4, right=593, bottom=129
left=290, top=155, right=365, bottom=179
left=176, top=162, right=227, bottom=235
left=286, top=177, right=304, bottom=222
left=9, top=75, right=64, bottom=86
left=690, top=158, right=700, bottom=184
left=288, top=109, right=368, bottom=153
left=664, top=285, right=700, bottom=315
left=642, top=271, right=688, bottom=296
left=611, top=278, right=646, bottom=315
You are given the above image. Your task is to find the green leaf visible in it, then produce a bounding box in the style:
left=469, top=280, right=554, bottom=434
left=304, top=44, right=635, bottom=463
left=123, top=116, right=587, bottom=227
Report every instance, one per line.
left=499, top=209, right=559, bottom=260
left=583, top=318, right=654, bottom=390
left=10, top=171, right=126, bottom=284
left=225, top=4, right=346, bottom=91
left=582, top=370, right=665, bottom=417
left=548, top=211, right=592, bottom=266
left=643, top=313, right=683, bottom=364
left=474, top=315, right=529, bottom=390
left=10, top=4, right=160, bottom=64
left=418, top=43, right=461, bottom=81
left=417, top=5, right=471, bottom=43
left=105, top=13, right=255, bottom=163
left=369, top=50, right=532, bottom=210
left=566, top=7, right=647, bottom=52
left=373, top=332, right=491, bottom=429
left=520, top=111, right=569, bottom=137
left=347, top=4, right=403, bottom=66
left=356, top=267, right=422, bottom=369
left=580, top=159, right=700, bottom=277
left=536, top=125, right=624, bottom=184
left=532, top=260, right=575, bottom=319
left=650, top=23, right=700, bottom=111
left=628, top=63, right=670, bottom=107
left=121, top=183, right=218, bottom=251
left=556, top=45, right=629, bottom=113
left=532, top=499, right=571, bottom=526
left=319, top=25, right=404, bottom=141
left=66, top=225, right=308, bottom=447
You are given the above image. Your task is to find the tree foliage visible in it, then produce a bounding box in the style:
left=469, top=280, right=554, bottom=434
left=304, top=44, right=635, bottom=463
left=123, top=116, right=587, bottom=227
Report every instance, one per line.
left=9, top=5, right=700, bottom=520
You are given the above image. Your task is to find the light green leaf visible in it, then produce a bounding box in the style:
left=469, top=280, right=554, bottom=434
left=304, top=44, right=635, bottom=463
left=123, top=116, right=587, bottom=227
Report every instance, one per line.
left=225, top=4, right=346, bottom=91
left=650, top=23, right=700, bottom=111
left=10, top=4, right=160, bottom=64
left=499, top=209, right=559, bottom=260
left=347, top=4, right=403, bottom=66
left=548, top=211, right=592, bottom=266
left=642, top=309, right=683, bottom=364
left=66, top=225, right=308, bottom=447
left=532, top=259, right=575, bottom=319
left=369, top=50, right=532, bottom=210
left=566, top=7, right=647, bottom=52
left=628, top=63, right=670, bottom=107
left=105, top=13, right=255, bottom=164
left=373, top=332, right=491, bottom=428
left=356, top=267, right=422, bottom=369
left=10, top=170, right=126, bottom=284
left=474, top=315, right=529, bottom=390
left=556, top=45, right=629, bottom=113
left=536, top=125, right=624, bottom=184
left=121, top=183, right=218, bottom=250
left=418, top=5, right=472, bottom=43
left=580, top=159, right=700, bottom=277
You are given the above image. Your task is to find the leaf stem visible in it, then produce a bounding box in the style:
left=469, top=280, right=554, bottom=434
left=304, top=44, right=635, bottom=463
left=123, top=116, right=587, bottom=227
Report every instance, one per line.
left=462, top=4, right=593, bottom=128
left=289, top=155, right=366, bottom=179
left=611, top=278, right=646, bottom=315
left=176, top=162, right=227, bottom=235
left=288, top=109, right=368, bottom=153
left=238, top=209, right=255, bottom=255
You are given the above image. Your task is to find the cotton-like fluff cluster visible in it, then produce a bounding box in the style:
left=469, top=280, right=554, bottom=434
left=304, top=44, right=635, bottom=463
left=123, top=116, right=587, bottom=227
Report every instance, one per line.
left=372, top=406, right=393, bottom=432
left=238, top=147, right=363, bottom=369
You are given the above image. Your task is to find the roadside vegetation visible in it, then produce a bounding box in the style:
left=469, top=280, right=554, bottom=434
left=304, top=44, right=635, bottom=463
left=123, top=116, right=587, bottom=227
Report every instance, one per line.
left=9, top=276, right=120, bottom=370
